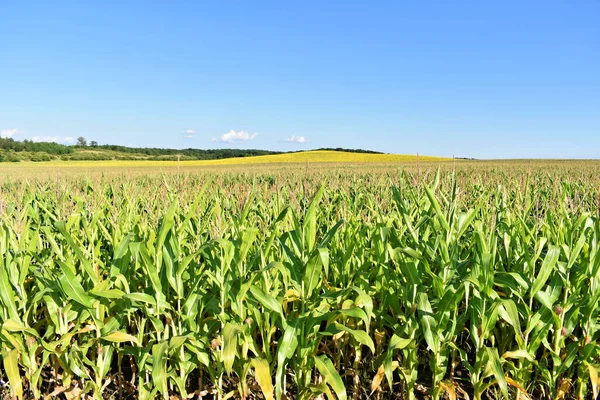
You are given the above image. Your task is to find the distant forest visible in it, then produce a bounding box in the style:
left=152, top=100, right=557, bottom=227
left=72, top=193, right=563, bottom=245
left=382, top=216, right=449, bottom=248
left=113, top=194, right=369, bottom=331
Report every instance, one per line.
left=96, top=144, right=280, bottom=159
left=0, top=137, right=74, bottom=155
left=0, top=137, right=383, bottom=162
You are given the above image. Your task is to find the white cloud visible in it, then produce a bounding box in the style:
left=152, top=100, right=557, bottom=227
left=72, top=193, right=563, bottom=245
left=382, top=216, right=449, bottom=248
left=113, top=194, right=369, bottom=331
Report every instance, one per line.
left=214, top=130, right=257, bottom=143
left=31, top=136, right=75, bottom=144
left=183, top=129, right=196, bottom=139
left=1, top=128, right=20, bottom=138
left=284, top=135, right=308, bottom=144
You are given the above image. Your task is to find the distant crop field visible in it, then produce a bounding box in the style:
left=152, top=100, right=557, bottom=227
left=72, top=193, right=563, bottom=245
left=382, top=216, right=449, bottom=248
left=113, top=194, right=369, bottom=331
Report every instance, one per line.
left=0, top=150, right=449, bottom=168
left=0, top=150, right=453, bottom=180
left=0, top=160, right=600, bottom=399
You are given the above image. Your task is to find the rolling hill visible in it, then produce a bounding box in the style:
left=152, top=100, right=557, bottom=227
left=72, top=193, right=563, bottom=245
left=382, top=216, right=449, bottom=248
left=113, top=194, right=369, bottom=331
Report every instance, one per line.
left=0, top=138, right=451, bottom=164
left=5, top=150, right=451, bottom=167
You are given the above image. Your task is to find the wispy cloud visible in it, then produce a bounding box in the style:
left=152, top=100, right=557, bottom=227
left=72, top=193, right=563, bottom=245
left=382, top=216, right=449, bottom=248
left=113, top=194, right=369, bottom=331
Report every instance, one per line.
left=183, top=129, right=196, bottom=139
left=284, top=135, right=308, bottom=144
left=1, top=128, right=20, bottom=138
left=213, top=130, right=257, bottom=143
left=31, top=136, right=75, bottom=144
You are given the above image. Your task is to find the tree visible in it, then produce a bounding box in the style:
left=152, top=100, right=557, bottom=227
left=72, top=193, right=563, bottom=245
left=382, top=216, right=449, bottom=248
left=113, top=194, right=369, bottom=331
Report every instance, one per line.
left=90, top=141, right=98, bottom=147
left=77, top=137, right=87, bottom=146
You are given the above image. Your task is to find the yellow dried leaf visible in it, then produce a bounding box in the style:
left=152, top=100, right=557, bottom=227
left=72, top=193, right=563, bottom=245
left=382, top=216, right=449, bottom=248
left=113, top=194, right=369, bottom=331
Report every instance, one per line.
left=588, top=363, right=599, bottom=400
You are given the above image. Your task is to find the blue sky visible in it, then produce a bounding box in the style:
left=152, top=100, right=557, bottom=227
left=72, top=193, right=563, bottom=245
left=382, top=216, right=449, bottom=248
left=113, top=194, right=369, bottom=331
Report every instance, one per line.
left=1, top=1, right=599, bottom=158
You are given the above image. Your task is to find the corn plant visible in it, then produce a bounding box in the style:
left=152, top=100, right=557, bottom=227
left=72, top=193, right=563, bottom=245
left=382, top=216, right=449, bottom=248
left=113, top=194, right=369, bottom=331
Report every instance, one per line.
left=0, top=163, right=599, bottom=399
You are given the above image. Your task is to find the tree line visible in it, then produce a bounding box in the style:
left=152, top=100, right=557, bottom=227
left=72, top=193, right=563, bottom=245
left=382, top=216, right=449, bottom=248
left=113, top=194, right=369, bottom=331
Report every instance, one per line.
left=0, top=138, right=74, bottom=154
left=0, top=137, right=384, bottom=162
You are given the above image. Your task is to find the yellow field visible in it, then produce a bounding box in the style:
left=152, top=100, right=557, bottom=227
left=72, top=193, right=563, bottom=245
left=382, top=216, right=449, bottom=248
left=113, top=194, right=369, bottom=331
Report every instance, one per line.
left=194, top=150, right=450, bottom=164
left=0, top=150, right=455, bottom=181
left=0, top=150, right=449, bottom=168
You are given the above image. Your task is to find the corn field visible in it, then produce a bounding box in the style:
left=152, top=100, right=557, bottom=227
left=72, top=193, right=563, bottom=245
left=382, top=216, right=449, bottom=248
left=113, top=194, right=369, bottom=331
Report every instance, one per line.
left=1, top=163, right=600, bottom=399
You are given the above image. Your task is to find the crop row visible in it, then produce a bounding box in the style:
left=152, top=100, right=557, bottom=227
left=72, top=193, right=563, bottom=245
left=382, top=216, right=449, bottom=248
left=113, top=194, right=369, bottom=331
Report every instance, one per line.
left=0, top=167, right=599, bottom=399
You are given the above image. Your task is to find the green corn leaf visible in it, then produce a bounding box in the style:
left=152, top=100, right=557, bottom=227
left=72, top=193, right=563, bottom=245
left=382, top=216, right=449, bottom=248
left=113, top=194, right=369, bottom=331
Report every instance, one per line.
left=530, top=246, right=560, bottom=297
left=222, top=323, right=239, bottom=375
left=486, top=347, right=509, bottom=399
left=303, top=248, right=328, bottom=298
left=90, top=288, right=126, bottom=299
left=58, top=261, right=95, bottom=308
left=249, top=285, right=284, bottom=319
left=333, top=322, right=375, bottom=353
left=314, top=355, right=347, bottom=400
left=152, top=341, right=169, bottom=399
left=276, top=320, right=299, bottom=400
left=55, top=221, right=98, bottom=284
left=156, top=199, right=177, bottom=252
left=125, top=292, right=157, bottom=307
left=2, top=318, right=39, bottom=338
left=0, top=265, right=21, bottom=322
left=303, top=184, right=326, bottom=253
left=417, top=293, right=438, bottom=353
